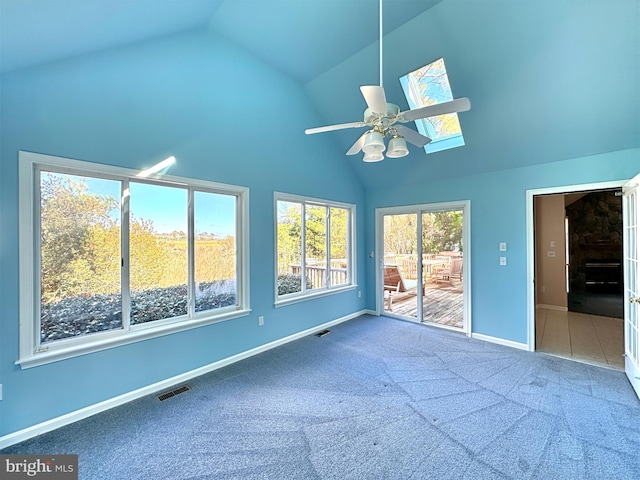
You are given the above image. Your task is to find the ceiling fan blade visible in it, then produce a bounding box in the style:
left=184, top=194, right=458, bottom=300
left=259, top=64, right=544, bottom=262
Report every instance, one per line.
left=346, top=132, right=368, bottom=155
left=395, top=125, right=431, bottom=147
left=398, top=97, right=471, bottom=123
left=305, top=121, right=366, bottom=135
left=360, top=85, right=388, bottom=114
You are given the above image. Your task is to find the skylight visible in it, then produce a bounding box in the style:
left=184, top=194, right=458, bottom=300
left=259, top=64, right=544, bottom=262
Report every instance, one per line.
left=399, top=58, right=465, bottom=154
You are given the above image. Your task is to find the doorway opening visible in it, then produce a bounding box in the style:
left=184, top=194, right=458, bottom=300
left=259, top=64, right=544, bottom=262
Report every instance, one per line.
left=376, top=201, right=471, bottom=334
left=527, top=182, right=625, bottom=369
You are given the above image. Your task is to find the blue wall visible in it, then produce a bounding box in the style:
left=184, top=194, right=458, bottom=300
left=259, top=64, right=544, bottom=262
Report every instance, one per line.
left=365, top=148, right=639, bottom=343
left=1, top=2, right=638, bottom=443
left=0, top=31, right=366, bottom=437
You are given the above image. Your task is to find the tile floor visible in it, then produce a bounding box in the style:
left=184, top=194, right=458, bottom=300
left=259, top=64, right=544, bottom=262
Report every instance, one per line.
left=536, top=307, right=624, bottom=370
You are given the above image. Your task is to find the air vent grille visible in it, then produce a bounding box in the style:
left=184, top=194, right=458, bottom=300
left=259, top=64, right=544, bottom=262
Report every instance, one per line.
left=157, top=384, right=190, bottom=401
left=315, top=329, right=332, bottom=337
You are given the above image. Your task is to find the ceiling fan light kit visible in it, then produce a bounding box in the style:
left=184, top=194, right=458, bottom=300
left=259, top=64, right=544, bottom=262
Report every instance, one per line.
left=386, top=135, right=409, bottom=158
left=363, top=151, right=385, bottom=163
left=362, top=130, right=386, bottom=155
left=304, top=0, right=471, bottom=163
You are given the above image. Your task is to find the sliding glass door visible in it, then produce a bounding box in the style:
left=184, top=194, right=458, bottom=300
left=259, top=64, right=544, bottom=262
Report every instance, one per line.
left=379, top=202, right=470, bottom=333
left=421, top=210, right=465, bottom=329
left=382, top=213, right=419, bottom=320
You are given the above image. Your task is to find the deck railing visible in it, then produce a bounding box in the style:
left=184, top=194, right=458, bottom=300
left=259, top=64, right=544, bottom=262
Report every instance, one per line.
left=383, top=253, right=460, bottom=280
left=289, top=264, right=348, bottom=288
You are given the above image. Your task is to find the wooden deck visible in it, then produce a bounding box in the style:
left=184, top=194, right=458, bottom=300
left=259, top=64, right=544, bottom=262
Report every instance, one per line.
left=384, top=278, right=463, bottom=329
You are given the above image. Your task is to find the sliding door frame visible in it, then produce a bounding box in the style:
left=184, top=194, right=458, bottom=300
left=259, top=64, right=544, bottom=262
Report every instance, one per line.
left=375, top=200, right=472, bottom=335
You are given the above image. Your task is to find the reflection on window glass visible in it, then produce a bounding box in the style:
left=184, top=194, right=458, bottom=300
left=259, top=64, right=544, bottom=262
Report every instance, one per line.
left=40, top=172, right=122, bottom=342
left=129, top=182, right=187, bottom=324
left=277, top=201, right=303, bottom=295
left=194, top=191, right=237, bottom=313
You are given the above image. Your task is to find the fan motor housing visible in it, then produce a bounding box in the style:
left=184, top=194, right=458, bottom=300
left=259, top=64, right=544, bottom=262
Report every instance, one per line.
left=364, top=103, right=400, bottom=127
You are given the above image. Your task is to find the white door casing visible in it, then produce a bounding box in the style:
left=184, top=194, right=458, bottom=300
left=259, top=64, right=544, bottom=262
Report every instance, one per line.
left=623, top=173, right=640, bottom=399
left=526, top=180, right=626, bottom=351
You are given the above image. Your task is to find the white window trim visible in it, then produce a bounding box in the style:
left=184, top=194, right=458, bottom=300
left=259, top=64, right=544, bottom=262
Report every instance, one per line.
left=18, top=151, right=250, bottom=369
left=274, top=192, right=357, bottom=306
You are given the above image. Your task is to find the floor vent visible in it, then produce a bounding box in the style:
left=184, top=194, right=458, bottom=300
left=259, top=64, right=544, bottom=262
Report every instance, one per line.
left=315, top=329, right=332, bottom=337
left=157, top=384, right=190, bottom=401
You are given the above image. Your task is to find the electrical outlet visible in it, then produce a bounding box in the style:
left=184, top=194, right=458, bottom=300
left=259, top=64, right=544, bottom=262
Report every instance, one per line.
left=258, top=316, right=264, bottom=326
left=0, top=384, right=3, bottom=401
left=500, top=257, right=507, bottom=266
left=357, top=291, right=361, bottom=298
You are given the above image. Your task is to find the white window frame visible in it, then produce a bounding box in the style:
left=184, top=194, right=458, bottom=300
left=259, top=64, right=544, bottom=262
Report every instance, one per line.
left=18, top=151, right=250, bottom=368
left=274, top=192, right=356, bottom=306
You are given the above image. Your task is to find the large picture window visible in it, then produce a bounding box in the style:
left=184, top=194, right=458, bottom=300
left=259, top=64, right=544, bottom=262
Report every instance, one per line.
left=275, top=193, right=355, bottom=304
left=19, top=151, right=249, bottom=368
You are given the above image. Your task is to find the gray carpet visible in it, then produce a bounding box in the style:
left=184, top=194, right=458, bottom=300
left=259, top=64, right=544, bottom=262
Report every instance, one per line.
left=3, top=314, right=640, bottom=479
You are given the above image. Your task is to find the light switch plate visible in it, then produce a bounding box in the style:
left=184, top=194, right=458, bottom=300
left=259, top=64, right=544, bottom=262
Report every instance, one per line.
left=500, top=257, right=507, bottom=266
left=499, top=242, right=507, bottom=251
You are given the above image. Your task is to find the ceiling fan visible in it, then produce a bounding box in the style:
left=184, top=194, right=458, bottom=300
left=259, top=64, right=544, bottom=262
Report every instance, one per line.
left=305, top=0, right=471, bottom=162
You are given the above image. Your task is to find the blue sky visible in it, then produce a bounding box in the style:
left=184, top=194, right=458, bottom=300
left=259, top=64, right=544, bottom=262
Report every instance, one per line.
left=128, top=182, right=236, bottom=237
left=46, top=172, right=236, bottom=237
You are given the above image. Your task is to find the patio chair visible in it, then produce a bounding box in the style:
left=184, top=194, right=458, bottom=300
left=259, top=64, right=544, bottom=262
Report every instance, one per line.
left=383, top=265, right=424, bottom=310
left=435, top=257, right=463, bottom=284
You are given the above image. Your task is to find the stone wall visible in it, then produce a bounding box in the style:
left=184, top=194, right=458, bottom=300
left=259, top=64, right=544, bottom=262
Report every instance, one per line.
left=566, top=191, right=622, bottom=293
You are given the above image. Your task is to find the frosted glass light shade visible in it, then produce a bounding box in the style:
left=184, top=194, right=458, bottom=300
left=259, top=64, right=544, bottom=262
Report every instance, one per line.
left=386, top=136, right=409, bottom=158
left=362, top=131, right=385, bottom=154
left=363, top=151, right=384, bottom=162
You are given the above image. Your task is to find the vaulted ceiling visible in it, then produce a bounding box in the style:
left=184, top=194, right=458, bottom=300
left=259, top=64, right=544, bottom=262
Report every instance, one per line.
left=0, top=0, right=440, bottom=81
left=1, top=0, right=638, bottom=188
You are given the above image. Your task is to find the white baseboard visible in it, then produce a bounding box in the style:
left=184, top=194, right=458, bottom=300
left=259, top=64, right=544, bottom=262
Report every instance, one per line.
left=536, top=304, right=568, bottom=312
left=0, top=310, right=368, bottom=450
left=471, top=332, right=529, bottom=351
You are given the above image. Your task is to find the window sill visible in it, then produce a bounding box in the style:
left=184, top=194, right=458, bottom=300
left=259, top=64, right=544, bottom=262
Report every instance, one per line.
left=274, top=285, right=357, bottom=308
left=16, top=308, right=251, bottom=369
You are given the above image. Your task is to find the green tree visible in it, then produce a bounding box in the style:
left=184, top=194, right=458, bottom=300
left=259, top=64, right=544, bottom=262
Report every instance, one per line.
left=384, top=214, right=418, bottom=254
left=422, top=211, right=463, bottom=254
left=277, top=202, right=302, bottom=274
left=305, top=205, right=326, bottom=262
left=330, top=207, right=348, bottom=261
left=41, top=173, right=181, bottom=301
left=384, top=211, right=462, bottom=258
left=40, top=173, right=119, bottom=301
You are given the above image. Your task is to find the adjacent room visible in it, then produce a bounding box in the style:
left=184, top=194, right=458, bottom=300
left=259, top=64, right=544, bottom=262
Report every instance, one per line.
left=1, top=0, right=639, bottom=478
